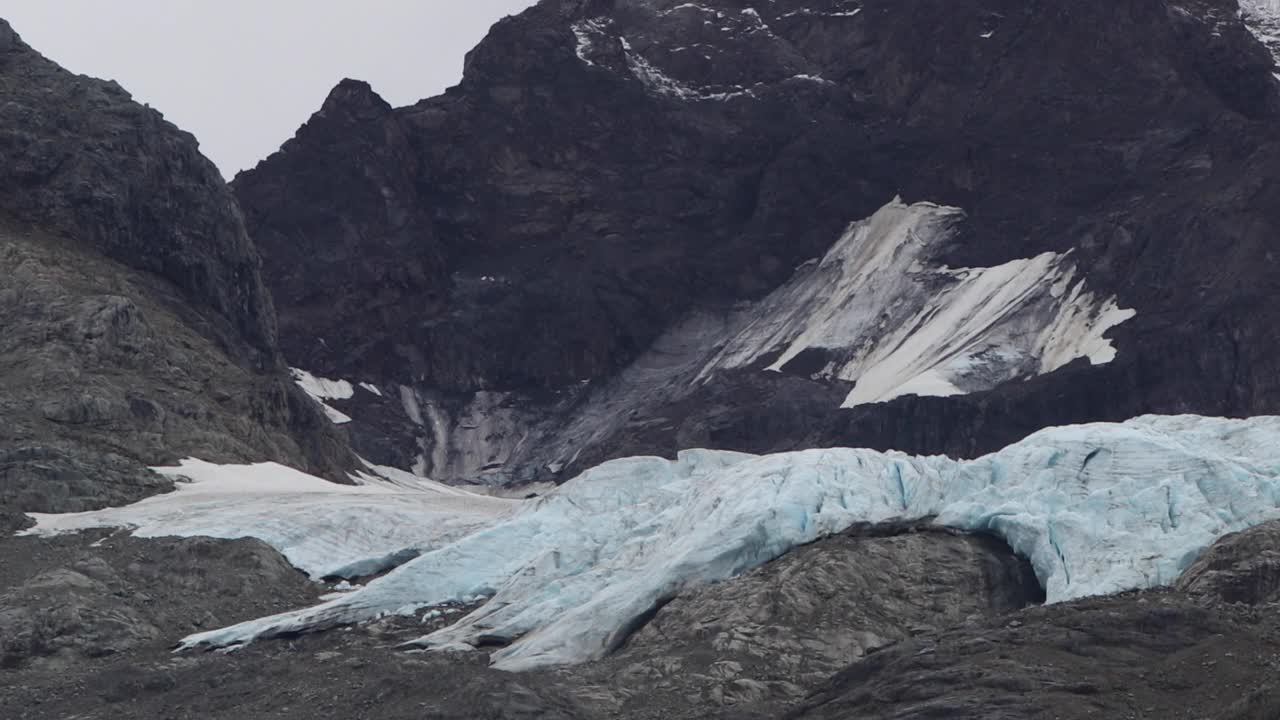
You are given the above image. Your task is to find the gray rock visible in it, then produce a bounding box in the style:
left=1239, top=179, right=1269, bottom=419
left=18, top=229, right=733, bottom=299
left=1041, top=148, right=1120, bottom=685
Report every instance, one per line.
left=1177, top=520, right=1280, bottom=605
left=563, top=522, right=1042, bottom=718
left=0, top=18, right=357, bottom=518
left=0, top=19, right=14, bottom=53
left=0, top=224, right=351, bottom=515
left=0, top=534, right=319, bottom=668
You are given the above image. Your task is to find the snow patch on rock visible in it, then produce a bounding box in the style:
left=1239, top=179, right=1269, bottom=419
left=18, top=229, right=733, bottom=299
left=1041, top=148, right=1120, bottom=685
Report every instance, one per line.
left=290, top=367, right=354, bottom=424
left=700, top=199, right=1135, bottom=407
left=620, top=36, right=755, bottom=101
left=1241, top=0, right=1280, bottom=62
left=571, top=18, right=610, bottom=67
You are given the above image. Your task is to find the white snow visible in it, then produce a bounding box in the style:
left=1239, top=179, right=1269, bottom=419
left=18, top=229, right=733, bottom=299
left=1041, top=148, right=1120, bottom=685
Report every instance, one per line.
left=358, top=382, right=382, bottom=397
left=1240, top=0, right=1280, bottom=63
left=699, top=199, right=1135, bottom=407
left=780, top=6, right=862, bottom=19
left=290, top=368, right=354, bottom=424
left=351, top=459, right=481, bottom=498
left=71, top=416, right=1272, bottom=672
left=570, top=18, right=609, bottom=67
left=290, top=368, right=353, bottom=400
left=22, top=458, right=516, bottom=581
left=790, top=73, right=835, bottom=85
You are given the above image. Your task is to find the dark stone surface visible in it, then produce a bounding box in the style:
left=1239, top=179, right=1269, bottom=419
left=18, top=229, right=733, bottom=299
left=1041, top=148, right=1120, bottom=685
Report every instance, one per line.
left=1178, top=519, right=1280, bottom=605
left=561, top=522, right=1044, bottom=717
left=787, top=519, right=1280, bottom=719
left=0, top=18, right=275, bottom=361
left=789, top=591, right=1280, bottom=720
left=0, top=533, right=319, bottom=669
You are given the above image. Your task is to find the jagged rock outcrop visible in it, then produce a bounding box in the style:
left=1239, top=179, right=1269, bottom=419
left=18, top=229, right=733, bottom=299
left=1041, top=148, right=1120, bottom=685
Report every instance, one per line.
left=230, top=79, right=449, bottom=376
left=787, top=519, right=1280, bottom=719
left=0, top=19, right=356, bottom=516
left=235, top=0, right=1280, bottom=484
left=0, top=18, right=274, bottom=360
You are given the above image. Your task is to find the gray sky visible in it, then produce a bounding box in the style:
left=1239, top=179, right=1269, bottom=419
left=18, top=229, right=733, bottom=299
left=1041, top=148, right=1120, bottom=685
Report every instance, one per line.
left=0, top=1, right=537, bottom=178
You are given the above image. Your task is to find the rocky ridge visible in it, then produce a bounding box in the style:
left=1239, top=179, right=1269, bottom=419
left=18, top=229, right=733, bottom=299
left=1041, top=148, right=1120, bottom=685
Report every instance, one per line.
left=0, top=18, right=356, bottom=522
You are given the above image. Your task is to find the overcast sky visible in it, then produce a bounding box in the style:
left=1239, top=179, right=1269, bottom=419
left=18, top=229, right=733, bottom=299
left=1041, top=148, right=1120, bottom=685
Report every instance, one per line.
left=0, top=1, right=537, bottom=178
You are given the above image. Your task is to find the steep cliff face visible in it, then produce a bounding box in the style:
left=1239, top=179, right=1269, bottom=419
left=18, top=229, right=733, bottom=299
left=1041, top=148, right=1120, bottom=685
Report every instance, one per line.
left=236, top=0, right=1280, bottom=483
left=0, top=19, right=355, bottom=522
left=0, top=19, right=276, bottom=361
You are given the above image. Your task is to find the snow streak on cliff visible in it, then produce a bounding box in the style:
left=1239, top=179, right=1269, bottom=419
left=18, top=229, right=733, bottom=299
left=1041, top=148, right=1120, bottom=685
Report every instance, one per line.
left=702, top=200, right=1134, bottom=406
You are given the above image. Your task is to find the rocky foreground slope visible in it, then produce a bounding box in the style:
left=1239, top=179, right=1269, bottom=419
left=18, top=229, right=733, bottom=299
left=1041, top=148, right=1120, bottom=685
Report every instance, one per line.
left=236, top=0, right=1280, bottom=486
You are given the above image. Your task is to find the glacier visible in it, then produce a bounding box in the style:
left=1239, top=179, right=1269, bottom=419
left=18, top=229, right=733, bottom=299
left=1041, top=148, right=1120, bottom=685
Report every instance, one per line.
left=24, top=415, right=1280, bottom=672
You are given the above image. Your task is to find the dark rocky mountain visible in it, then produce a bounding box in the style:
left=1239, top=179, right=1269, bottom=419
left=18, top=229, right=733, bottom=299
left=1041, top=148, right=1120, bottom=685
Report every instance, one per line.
left=6, top=2, right=1280, bottom=719
left=235, top=0, right=1280, bottom=487
left=0, top=18, right=355, bottom=532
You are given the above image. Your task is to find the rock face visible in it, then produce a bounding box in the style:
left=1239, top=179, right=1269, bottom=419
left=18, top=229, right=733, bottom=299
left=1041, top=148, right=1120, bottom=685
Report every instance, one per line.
left=786, top=520, right=1280, bottom=720
left=0, top=19, right=356, bottom=517
left=790, top=592, right=1280, bottom=720
left=235, top=0, right=1280, bottom=484
left=0, top=18, right=274, bottom=360
left=563, top=522, right=1043, bottom=717
left=0, top=533, right=318, bottom=669
left=1178, top=519, right=1280, bottom=604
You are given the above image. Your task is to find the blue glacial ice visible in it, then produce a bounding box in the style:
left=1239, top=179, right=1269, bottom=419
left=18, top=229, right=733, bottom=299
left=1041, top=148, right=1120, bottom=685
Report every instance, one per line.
left=25, top=416, right=1280, bottom=671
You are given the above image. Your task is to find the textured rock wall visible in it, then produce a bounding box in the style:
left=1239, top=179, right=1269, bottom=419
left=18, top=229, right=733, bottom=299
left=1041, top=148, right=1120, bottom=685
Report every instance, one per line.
left=235, top=0, right=1280, bottom=480
left=0, top=19, right=356, bottom=515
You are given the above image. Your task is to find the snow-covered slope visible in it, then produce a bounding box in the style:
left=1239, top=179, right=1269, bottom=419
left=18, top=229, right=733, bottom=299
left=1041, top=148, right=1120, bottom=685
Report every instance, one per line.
left=29, top=415, right=1273, bottom=671
left=1242, top=0, right=1280, bottom=63
left=22, top=458, right=516, bottom=580
left=701, top=199, right=1134, bottom=406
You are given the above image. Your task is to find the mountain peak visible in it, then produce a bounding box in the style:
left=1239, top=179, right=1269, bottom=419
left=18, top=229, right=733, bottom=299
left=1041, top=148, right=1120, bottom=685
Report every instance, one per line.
left=316, top=78, right=392, bottom=122
left=0, top=18, right=15, bottom=51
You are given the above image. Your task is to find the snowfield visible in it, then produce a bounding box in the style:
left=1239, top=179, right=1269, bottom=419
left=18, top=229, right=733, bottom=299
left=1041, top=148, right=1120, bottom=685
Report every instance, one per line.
left=22, top=458, right=515, bottom=581
left=701, top=199, right=1135, bottom=406
left=21, top=416, right=1280, bottom=671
